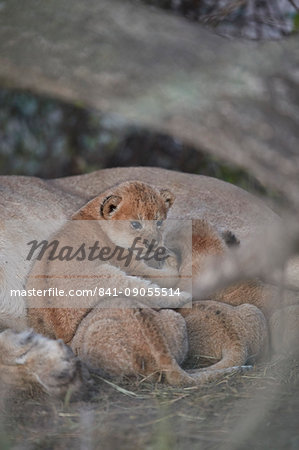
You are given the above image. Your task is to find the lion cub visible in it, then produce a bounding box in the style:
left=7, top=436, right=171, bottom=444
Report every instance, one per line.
left=27, top=181, right=190, bottom=343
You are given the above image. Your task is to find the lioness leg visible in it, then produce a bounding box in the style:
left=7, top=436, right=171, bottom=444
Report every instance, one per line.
left=0, top=328, right=89, bottom=396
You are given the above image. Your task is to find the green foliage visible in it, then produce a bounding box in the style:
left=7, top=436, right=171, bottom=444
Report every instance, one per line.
left=293, top=13, right=299, bottom=31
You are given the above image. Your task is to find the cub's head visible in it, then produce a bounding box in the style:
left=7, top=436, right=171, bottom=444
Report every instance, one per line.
left=73, top=181, right=175, bottom=249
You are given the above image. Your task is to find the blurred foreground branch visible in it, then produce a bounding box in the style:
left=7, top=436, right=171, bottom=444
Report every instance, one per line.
left=194, top=220, right=299, bottom=299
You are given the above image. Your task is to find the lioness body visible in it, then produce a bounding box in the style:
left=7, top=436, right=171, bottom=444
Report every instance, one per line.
left=0, top=168, right=297, bottom=393
left=0, top=167, right=281, bottom=330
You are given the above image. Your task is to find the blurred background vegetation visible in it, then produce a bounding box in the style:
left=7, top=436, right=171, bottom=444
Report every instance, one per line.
left=0, top=87, right=271, bottom=199
left=141, top=0, right=299, bottom=39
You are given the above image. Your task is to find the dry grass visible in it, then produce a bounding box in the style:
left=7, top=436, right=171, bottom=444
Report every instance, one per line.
left=1, top=355, right=298, bottom=450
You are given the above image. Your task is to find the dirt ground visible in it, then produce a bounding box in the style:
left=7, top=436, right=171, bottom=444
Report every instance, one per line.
left=1, top=355, right=298, bottom=450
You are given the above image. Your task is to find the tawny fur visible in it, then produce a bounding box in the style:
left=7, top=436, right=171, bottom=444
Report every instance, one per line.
left=0, top=329, right=89, bottom=396
left=26, top=182, right=269, bottom=387
left=186, top=220, right=280, bottom=318
left=27, top=181, right=188, bottom=343
left=0, top=169, right=298, bottom=393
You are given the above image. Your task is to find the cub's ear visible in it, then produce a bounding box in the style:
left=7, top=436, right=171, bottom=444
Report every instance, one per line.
left=160, top=189, right=175, bottom=211
left=100, top=195, right=122, bottom=219
left=72, top=194, right=122, bottom=220
left=72, top=197, right=101, bottom=220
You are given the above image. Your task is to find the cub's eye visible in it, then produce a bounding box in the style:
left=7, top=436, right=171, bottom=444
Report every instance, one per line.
left=131, top=221, right=142, bottom=230
left=156, top=220, right=163, bottom=228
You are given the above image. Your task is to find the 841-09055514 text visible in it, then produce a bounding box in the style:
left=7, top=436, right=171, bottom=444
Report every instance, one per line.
left=10, top=286, right=182, bottom=298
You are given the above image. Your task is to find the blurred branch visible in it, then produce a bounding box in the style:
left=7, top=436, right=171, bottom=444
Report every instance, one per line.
left=0, top=0, right=299, bottom=210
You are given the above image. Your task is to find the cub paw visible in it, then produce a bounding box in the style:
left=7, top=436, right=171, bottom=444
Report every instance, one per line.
left=156, top=288, right=192, bottom=309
